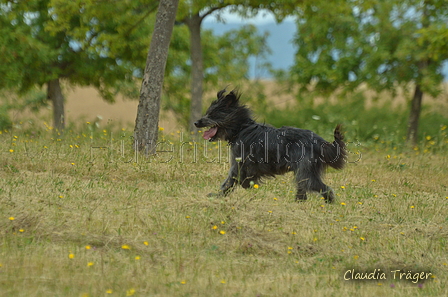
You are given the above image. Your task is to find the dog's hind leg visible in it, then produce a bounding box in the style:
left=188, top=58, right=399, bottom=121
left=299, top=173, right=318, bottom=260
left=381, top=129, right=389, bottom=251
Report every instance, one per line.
left=294, top=172, right=309, bottom=202
left=308, top=172, right=335, bottom=203
left=295, top=187, right=308, bottom=201
left=319, top=187, right=335, bottom=203
left=294, top=164, right=335, bottom=203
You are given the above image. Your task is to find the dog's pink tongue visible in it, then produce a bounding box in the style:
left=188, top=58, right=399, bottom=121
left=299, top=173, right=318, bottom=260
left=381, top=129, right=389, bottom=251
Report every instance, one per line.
left=203, top=127, right=218, bottom=140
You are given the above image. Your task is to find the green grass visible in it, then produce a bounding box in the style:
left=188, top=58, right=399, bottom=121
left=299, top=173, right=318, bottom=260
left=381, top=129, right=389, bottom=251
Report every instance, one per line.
left=1, top=119, right=448, bottom=297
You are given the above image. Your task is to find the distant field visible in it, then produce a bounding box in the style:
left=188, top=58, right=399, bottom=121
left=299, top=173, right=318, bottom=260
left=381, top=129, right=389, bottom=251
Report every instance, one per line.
left=0, top=122, right=447, bottom=296
left=8, top=81, right=447, bottom=133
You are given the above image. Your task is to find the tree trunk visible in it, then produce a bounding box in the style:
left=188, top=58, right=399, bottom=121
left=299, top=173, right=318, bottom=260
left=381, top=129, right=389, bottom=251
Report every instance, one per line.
left=134, top=0, right=179, bottom=153
left=185, top=13, right=204, bottom=133
left=406, top=84, right=423, bottom=146
left=47, top=78, right=65, bottom=131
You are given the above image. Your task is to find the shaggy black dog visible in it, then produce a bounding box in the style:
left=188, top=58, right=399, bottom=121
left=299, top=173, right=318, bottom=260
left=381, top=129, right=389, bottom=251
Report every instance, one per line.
left=194, top=89, right=346, bottom=203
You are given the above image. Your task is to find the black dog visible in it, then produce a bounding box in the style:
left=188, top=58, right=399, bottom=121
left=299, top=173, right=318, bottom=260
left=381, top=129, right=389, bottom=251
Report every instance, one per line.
left=194, top=89, right=346, bottom=203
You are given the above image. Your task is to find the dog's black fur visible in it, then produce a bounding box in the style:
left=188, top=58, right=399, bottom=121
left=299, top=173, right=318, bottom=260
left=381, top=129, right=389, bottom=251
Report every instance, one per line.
left=194, top=89, right=346, bottom=203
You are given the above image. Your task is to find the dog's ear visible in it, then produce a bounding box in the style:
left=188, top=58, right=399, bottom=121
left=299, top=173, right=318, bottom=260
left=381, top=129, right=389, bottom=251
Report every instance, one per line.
left=222, top=90, right=240, bottom=108
left=217, top=89, right=227, bottom=100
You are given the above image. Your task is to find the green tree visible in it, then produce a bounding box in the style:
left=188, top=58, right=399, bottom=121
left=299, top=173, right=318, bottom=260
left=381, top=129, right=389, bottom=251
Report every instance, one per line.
left=288, top=0, right=448, bottom=144
left=177, top=0, right=291, bottom=132
left=178, top=0, right=228, bottom=132
left=0, top=0, right=157, bottom=131
left=163, top=24, right=271, bottom=128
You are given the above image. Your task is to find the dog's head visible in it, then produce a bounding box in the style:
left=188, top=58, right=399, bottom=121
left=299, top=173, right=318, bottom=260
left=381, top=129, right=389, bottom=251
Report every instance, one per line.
left=194, top=89, right=252, bottom=141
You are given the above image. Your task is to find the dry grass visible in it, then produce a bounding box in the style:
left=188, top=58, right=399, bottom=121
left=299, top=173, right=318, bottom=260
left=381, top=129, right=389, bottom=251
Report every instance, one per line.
left=1, top=125, right=447, bottom=296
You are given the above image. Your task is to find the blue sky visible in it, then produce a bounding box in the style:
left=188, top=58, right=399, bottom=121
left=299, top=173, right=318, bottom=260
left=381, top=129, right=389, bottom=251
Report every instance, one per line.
left=203, top=9, right=296, bottom=78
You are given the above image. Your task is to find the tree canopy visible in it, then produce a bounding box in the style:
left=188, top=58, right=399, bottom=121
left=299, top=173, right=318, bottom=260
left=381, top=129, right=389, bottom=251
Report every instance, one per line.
left=163, top=24, right=271, bottom=128
left=290, top=0, right=447, bottom=92
left=287, top=0, right=448, bottom=143
left=0, top=0, right=272, bottom=131
left=176, top=0, right=280, bottom=132
left=0, top=0, right=157, bottom=129
left=3, top=0, right=445, bottom=144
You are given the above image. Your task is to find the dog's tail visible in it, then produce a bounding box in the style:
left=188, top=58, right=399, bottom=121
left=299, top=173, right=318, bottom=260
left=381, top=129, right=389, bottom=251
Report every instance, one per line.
left=321, top=124, right=346, bottom=170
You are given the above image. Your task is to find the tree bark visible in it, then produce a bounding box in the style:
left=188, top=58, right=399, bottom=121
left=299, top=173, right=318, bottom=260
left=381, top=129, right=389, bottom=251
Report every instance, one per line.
left=134, top=0, right=179, bottom=153
left=47, top=78, right=65, bottom=131
left=185, top=13, right=204, bottom=133
left=406, top=84, right=423, bottom=146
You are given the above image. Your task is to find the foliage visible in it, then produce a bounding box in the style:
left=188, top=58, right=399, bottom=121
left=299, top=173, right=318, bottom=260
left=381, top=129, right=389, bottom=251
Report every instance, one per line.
left=287, top=0, right=448, bottom=97
left=209, top=0, right=301, bottom=21
left=163, top=24, right=272, bottom=128
left=176, top=0, right=295, bottom=21
left=0, top=105, right=12, bottom=130
left=0, top=0, right=157, bottom=100
left=0, top=87, right=48, bottom=130
left=46, top=0, right=159, bottom=101
left=1, top=0, right=274, bottom=131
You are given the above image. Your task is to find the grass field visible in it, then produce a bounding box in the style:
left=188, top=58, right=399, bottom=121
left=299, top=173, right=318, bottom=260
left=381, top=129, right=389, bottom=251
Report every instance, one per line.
left=1, top=119, right=447, bottom=296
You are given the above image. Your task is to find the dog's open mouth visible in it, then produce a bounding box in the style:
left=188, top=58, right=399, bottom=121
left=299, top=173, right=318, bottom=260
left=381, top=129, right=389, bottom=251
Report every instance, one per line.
left=202, top=126, right=218, bottom=140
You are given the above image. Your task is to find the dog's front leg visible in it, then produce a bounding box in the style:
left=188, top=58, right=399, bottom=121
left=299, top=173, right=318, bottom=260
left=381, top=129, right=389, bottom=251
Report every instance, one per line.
left=220, top=177, right=236, bottom=195
left=219, top=160, right=239, bottom=195
left=206, top=160, right=239, bottom=197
